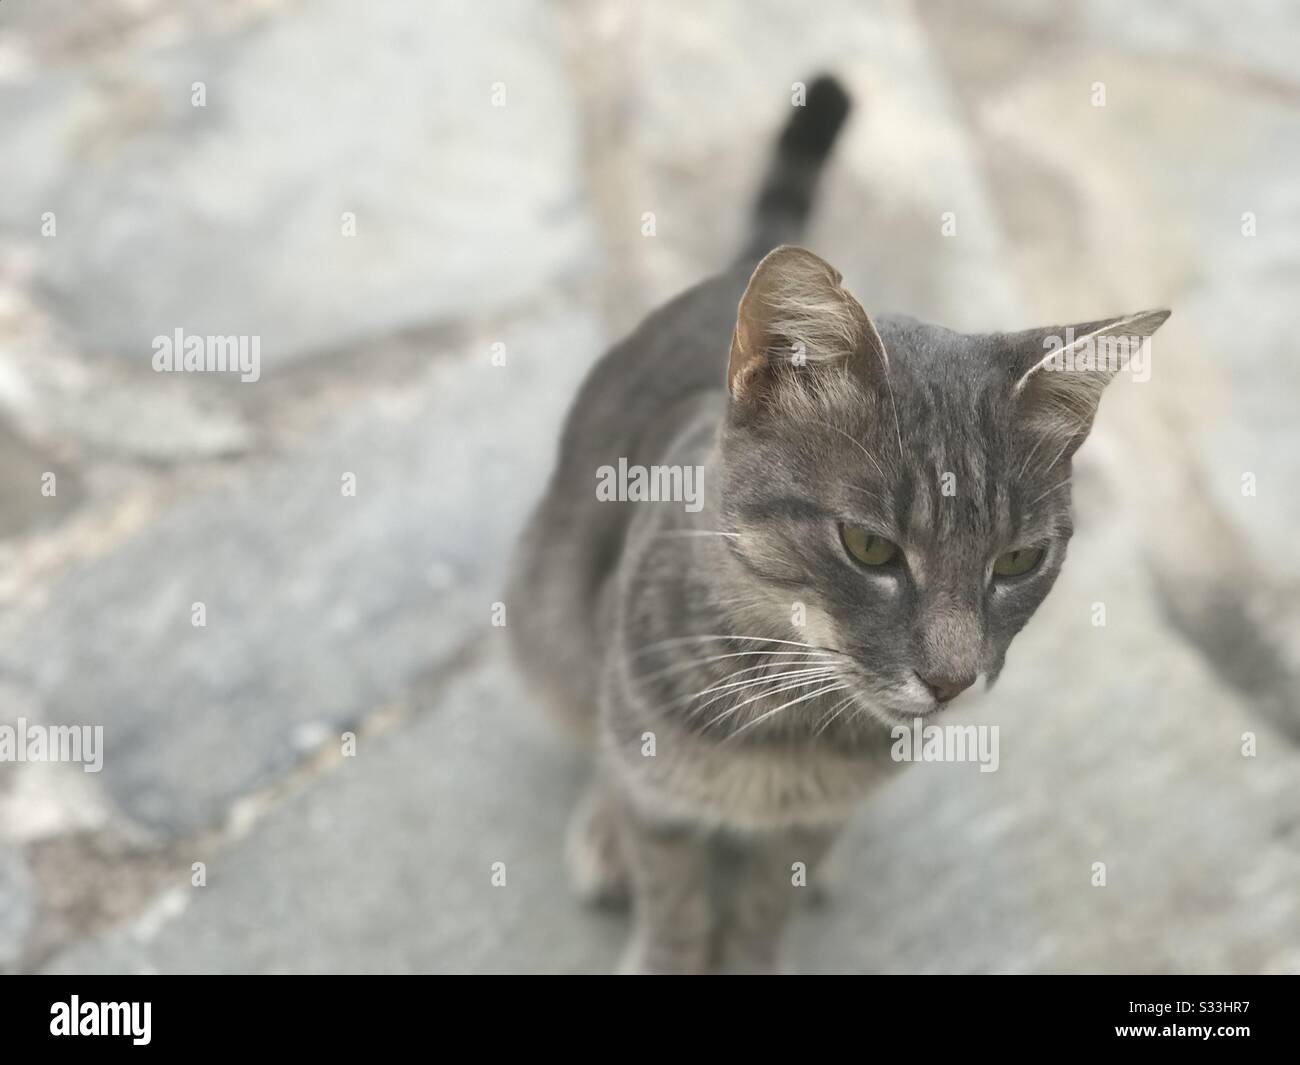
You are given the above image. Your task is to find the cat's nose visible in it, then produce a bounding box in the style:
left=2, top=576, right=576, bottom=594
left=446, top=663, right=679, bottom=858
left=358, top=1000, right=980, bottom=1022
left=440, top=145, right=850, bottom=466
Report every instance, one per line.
left=917, top=672, right=976, bottom=704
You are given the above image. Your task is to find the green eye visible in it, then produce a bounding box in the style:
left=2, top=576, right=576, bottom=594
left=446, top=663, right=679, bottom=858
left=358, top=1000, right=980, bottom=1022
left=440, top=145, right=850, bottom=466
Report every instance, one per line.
left=993, top=546, right=1046, bottom=578
left=840, top=524, right=899, bottom=567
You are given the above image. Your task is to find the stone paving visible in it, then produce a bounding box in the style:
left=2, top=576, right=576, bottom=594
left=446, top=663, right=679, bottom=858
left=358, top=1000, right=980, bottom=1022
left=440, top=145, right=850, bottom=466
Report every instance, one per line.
left=0, top=0, right=1297, bottom=973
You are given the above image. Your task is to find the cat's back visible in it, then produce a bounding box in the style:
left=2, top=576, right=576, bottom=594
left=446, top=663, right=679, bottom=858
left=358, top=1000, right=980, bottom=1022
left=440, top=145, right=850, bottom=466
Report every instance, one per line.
left=507, top=264, right=748, bottom=737
left=557, top=265, right=748, bottom=479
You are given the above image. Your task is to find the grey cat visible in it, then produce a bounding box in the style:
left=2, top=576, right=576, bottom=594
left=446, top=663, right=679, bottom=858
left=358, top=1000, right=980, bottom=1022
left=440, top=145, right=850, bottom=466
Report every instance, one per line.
left=508, top=75, right=1168, bottom=974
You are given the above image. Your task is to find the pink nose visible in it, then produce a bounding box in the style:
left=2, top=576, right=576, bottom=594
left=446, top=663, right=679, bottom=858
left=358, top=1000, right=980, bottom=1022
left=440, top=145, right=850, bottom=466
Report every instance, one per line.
left=918, top=673, right=976, bottom=704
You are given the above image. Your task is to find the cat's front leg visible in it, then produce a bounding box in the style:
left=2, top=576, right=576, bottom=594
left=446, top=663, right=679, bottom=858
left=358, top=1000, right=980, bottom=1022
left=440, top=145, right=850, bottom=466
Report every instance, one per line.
left=615, top=798, right=714, bottom=975
left=717, top=822, right=843, bottom=974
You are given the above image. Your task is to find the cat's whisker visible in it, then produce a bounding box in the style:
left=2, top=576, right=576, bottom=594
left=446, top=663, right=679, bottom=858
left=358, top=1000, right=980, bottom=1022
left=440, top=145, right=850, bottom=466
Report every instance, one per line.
left=1036, top=437, right=1075, bottom=479
left=704, top=673, right=844, bottom=730
left=847, top=691, right=877, bottom=725
left=699, top=661, right=838, bottom=687
left=632, top=634, right=840, bottom=657
left=1027, top=477, right=1072, bottom=508
left=689, top=685, right=838, bottom=725
left=657, top=530, right=743, bottom=538
left=686, top=665, right=837, bottom=707
left=630, top=650, right=834, bottom=685
left=684, top=667, right=839, bottom=714
left=815, top=693, right=858, bottom=736
left=682, top=660, right=835, bottom=693
left=882, top=374, right=905, bottom=462
left=679, top=658, right=834, bottom=687
left=724, top=684, right=850, bottom=741
left=1017, top=434, right=1049, bottom=480
left=842, top=482, right=888, bottom=505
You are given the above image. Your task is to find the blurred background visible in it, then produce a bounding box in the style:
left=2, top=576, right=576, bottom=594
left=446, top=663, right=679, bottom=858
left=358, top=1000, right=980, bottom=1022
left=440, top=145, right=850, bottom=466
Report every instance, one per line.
left=0, top=0, right=1297, bottom=974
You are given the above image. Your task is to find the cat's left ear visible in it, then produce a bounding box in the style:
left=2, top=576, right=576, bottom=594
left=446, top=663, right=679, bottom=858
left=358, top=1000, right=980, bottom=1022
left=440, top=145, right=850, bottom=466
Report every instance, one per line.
left=1013, top=308, right=1170, bottom=452
left=728, top=245, right=887, bottom=401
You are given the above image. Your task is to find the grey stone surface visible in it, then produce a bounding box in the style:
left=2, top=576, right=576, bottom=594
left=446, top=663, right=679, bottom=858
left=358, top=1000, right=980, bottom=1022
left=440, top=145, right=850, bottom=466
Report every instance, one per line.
left=0, top=844, right=34, bottom=970
left=44, top=662, right=622, bottom=975
left=559, top=0, right=1022, bottom=336
left=0, top=311, right=602, bottom=838
left=0, top=417, right=80, bottom=538
left=0, top=0, right=592, bottom=368
left=26, top=661, right=644, bottom=975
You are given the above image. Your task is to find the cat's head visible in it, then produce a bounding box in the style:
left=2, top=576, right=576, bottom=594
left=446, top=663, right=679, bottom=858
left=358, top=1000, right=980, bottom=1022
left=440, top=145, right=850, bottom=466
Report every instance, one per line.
left=717, top=246, right=1169, bottom=724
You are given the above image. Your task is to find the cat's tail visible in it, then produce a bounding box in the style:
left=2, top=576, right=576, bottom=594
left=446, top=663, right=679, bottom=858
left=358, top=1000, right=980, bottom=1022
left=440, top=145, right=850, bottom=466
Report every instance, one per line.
left=740, top=73, right=852, bottom=262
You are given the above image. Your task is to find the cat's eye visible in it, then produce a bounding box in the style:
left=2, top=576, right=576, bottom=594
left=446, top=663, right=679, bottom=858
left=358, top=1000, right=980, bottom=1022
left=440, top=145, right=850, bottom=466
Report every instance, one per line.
left=993, top=546, right=1046, bottom=578
left=840, top=524, right=899, bottom=567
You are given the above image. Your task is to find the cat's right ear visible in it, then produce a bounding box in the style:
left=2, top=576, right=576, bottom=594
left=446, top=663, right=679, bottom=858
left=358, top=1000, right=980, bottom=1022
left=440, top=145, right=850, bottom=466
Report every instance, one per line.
left=727, top=245, right=887, bottom=401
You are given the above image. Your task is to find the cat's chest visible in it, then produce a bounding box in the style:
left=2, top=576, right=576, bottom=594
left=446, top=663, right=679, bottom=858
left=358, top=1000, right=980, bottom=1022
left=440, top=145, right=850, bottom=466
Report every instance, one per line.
left=611, top=708, right=901, bottom=829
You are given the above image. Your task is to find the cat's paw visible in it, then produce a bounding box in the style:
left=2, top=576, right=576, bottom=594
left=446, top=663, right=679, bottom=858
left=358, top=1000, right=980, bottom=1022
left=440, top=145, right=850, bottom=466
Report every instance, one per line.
left=564, top=788, right=629, bottom=908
